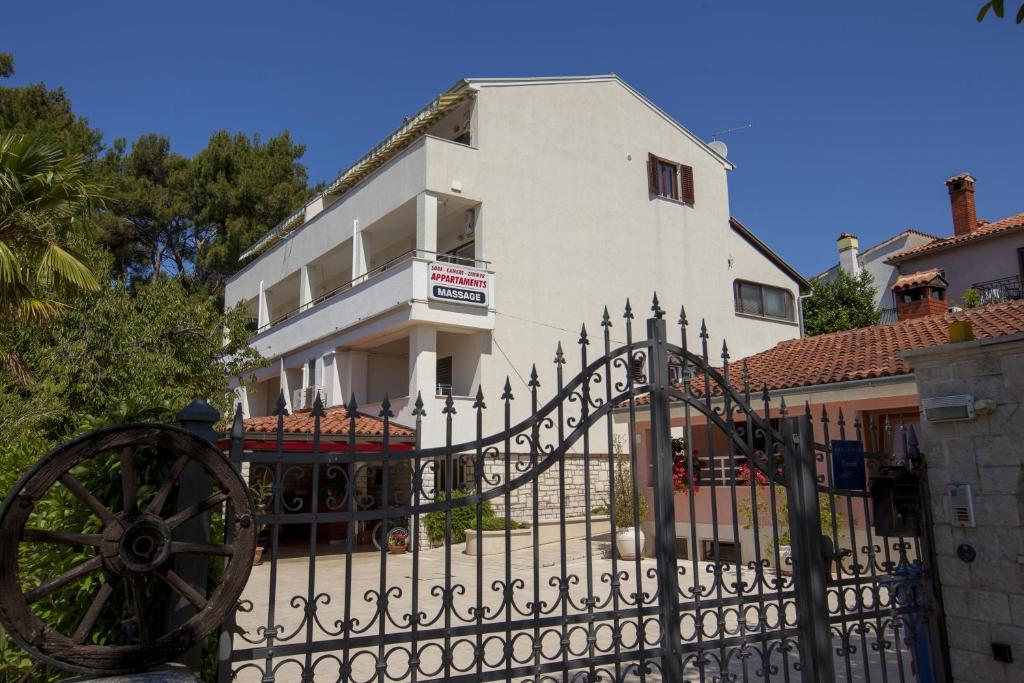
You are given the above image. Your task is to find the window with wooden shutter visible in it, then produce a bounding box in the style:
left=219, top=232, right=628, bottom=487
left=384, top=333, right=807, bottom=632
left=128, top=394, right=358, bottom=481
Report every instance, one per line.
left=436, top=356, right=453, bottom=395
left=647, top=153, right=693, bottom=205
left=680, top=164, right=695, bottom=204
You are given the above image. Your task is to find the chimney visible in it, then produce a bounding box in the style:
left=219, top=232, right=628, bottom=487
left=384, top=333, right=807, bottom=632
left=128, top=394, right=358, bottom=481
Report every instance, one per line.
left=837, top=233, right=860, bottom=276
left=945, top=173, right=977, bottom=237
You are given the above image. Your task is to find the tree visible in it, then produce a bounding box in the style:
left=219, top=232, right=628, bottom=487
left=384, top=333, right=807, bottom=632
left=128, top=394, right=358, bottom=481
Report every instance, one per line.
left=978, top=1, right=1024, bottom=24
left=191, top=130, right=311, bottom=284
left=0, top=134, right=103, bottom=320
left=0, top=59, right=104, bottom=161
left=0, top=274, right=264, bottom=439
left=803, top=270, right=882, bottom=336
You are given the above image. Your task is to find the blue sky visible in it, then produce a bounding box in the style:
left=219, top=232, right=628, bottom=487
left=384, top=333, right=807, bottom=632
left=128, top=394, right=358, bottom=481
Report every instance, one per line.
left=3, top=1, right=1021, bottom=276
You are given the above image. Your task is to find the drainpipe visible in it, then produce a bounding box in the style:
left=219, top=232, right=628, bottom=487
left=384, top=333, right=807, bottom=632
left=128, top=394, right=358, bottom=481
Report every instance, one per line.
left=797, top=291, right=813, bottom=337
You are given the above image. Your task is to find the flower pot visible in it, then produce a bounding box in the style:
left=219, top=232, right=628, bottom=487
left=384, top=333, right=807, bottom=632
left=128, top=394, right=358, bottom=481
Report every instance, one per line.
left=388, top=543, right=408, bottom=555
left=615, top=527, right=645, bottom=560
left=254, top=546, right=264, bottom=566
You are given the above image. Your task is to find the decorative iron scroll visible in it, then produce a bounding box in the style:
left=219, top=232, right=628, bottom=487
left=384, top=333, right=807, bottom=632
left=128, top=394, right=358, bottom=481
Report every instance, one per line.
left=0, top=424, right=256, bottom=676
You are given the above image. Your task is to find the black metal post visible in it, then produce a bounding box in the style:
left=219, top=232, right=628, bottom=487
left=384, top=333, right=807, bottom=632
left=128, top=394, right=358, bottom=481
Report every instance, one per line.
left=172, top=398, right=220, bottom=671
left=646, top=316, right=684, bottom=680
left=784, top=414, right=835, bottom=683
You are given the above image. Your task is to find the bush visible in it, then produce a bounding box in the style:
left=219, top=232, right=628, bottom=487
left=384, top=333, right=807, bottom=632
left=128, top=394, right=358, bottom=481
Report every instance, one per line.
left=478, top=516, right=527, bottom=532
left=613, top=456, right=649, bottom=530
left=423, top=490, right=501, bottom=545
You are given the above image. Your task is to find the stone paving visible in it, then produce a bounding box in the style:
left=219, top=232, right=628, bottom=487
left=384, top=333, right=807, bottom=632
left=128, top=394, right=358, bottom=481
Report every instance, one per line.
left=229, top=542, right=917, bottom=682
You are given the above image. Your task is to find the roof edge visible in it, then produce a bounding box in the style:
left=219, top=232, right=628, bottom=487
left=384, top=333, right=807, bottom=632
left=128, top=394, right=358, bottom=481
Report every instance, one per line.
left=729, top=217, right=811, bottom=291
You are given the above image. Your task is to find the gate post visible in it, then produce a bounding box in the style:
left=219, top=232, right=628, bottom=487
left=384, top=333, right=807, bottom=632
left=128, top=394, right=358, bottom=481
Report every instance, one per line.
left=783, top=414, right=835, bottom=683
left=645, top=316, right=684, bottom=680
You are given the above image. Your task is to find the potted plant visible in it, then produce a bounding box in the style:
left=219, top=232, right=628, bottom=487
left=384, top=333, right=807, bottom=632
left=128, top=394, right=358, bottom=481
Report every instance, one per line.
left=249, top=475, right=273, bottom=566
left=671, top=437, right=706, bottom=494
left=387, top=527, right=409, bottom=554
left=612, top=456, right=650, bottom=560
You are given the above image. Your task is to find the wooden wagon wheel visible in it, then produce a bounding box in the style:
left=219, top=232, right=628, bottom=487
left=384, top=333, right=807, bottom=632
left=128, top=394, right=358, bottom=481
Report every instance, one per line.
left=0, top=423, right=256, bottom=676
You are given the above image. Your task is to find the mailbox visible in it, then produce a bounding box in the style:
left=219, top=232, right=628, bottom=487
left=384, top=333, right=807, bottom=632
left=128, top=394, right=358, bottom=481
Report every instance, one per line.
left=870, top=466, right=923, bottom=537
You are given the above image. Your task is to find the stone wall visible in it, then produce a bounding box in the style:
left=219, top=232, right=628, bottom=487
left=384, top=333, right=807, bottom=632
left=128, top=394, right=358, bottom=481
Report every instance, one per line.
left=483, top=453, right=613, bottom=522
left=903, top=332, right=1024, bottom=683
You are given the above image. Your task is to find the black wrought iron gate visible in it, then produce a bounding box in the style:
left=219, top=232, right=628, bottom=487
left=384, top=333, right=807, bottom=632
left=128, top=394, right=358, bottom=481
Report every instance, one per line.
left=221, top=301, right=948, bottom=682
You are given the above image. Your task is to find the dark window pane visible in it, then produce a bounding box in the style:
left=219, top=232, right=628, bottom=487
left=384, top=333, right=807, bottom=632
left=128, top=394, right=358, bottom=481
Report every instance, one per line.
left=763, top=287, right=789, bottom=318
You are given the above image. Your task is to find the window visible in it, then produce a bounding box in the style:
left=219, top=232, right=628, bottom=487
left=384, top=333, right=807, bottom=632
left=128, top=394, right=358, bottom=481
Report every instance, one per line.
left=436, top=356, right=453, bottom=396
left=306, top=359, right=316, bottom=388
left=647, top=153, right=695, bottom=204
left=733, top=280, right=795, bottom=321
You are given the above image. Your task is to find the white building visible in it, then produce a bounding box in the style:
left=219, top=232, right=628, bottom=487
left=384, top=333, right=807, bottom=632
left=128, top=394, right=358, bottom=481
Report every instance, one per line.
left=225, top=75, right=808, bottom=445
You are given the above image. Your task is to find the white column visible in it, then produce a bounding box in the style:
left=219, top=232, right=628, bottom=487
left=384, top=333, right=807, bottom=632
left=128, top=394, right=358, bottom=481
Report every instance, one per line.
left=257, top=280, right=270, bottom=329
left=323, top=351, right=340, bottom=407
left=299, top=265, right=315, bottom=309
left=409, top=325, right=437, bottom=401
left=339, top=351, right=368, bottom=406
left=471, top=204, right=484, bottom=264
left=416, top=192, right=438, bottom=256
left=352, top=219, right=371, bottom=279
left=279, top=359, right=292, bottom=412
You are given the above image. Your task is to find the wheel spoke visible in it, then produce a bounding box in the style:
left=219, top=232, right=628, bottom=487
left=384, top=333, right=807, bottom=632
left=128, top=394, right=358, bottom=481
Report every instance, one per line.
left=164, top=491, right=229, bottom=530
left=58, top=474, right=116, bottom=524
left=22, top=529, right=102, bottom=547
left=170, top=541, right=235, bottom=557
left=71, top=579, right=116, bottom=644
left=159, top=568, right=208, bottom=610
left=146, top=454, right=190, bottom=515
left=25, top=555, right=102, bottom=604
left=127, top=575, right=150, bottom=643
left=119, top=446, right=138, bottom=514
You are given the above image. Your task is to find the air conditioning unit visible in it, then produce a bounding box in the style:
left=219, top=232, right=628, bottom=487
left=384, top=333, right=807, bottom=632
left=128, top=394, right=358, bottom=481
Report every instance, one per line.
left=921, top=394, right=975, bottom=423
left=291, top=388, right=306, bottom=411
left=464, top=208, right=476, bottom=235
left=304, top=385, right=324, bottom=408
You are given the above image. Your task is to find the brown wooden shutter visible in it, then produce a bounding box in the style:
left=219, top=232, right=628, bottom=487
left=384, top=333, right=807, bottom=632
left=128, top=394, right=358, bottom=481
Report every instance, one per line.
left=436, top=356, right=453, bottom=394
left=648, top=153, right=659, bottom=195
left=680, top=164, right=695, bottom=204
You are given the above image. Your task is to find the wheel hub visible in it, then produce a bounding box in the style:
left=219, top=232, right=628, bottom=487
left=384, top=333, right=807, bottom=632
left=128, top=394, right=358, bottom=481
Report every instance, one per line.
left=101, top=513, right=172, bottom=575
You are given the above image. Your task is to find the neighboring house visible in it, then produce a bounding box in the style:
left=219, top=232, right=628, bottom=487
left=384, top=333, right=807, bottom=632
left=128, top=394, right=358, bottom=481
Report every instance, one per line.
left=815, top=229, right=937, bottom=315
left=225, top=75, right=809, bottom=447
left=887, top=173, right=1024, bottom=311
left=619, top=300, right=1024, bottom=560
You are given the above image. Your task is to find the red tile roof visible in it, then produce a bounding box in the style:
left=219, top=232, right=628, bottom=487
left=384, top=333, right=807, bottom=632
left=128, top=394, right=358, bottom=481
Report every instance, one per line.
left=887, top=211, right=1024, bottom=263
left=631, top=301, right=1024, bottom=404
left=891, top=268, right=946, bottom=291
left=241, top=407, right=415, bottom=439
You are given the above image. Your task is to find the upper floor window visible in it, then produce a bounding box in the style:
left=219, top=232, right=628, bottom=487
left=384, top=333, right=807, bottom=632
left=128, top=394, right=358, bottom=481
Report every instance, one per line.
left=734, top=280, right=795, bottom=322
left=648, top=153, right=695, bottom=204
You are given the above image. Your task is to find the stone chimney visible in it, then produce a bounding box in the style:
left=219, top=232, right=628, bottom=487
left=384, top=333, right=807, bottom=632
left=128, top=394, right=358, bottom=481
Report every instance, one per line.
left=945, top=173, right=977, bottom=237
left=837, top=233, right=860, bottom=276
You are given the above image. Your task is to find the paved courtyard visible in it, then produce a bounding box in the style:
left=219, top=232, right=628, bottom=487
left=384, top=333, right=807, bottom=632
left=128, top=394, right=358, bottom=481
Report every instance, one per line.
left=227, top=539, right=919, bottom=683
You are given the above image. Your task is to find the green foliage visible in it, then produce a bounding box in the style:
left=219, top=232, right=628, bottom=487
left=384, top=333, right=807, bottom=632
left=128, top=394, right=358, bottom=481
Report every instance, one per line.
left=192, top=130, right=312, bottom=281
left=423, top=490, right=526, bottom=545
left=978, top=1, right=1024, bottom=24
left=0, top=53, right=13, bottom=79
left=612, top=456, right=649, bottom=530
left=803, top=270, right=882, bottom=336
left=0, top=75, right=103, bottom=161
left=0, top=276, right=264, bottom=439
left=959, top=287, right=983, bottom=309
left=0, top=134, right=104, bottom=320
left=738, top=491, right=844, bottom=552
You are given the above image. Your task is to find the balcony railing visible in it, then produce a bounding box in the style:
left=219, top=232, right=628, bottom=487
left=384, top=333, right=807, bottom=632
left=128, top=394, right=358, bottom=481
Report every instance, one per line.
left=257, top=249, right=490, bottom=334
left=970, top=275, right=1023, bottom=304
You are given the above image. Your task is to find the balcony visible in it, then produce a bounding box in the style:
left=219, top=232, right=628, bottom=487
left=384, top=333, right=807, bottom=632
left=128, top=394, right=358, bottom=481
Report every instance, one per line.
left=970, top=275, right=1023, bottom=304
left=248, top=251, right=495, bottom=358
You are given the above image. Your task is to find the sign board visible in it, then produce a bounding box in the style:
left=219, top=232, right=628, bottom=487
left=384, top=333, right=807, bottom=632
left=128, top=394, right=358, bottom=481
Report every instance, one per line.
left=831, top=440, right=867, bottom=490
left=427, top=261, right=489, bottom=307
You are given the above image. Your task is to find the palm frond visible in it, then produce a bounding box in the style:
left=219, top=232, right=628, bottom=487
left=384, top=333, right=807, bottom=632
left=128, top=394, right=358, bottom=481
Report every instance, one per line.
left=37, top=243, right=100, bottom=291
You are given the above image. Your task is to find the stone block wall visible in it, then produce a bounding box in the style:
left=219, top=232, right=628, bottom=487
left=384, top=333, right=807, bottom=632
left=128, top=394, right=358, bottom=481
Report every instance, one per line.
left=904, top=333, right=1024, bottom=683
left=483, top=452, right=613, bottom=522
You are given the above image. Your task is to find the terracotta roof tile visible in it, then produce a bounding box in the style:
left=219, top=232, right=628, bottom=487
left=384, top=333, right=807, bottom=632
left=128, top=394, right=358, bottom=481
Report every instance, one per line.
left=631, top=300, right=1024, bottom=404
left=887, top=211, right=1024, bottom=263
left=891, top=268, right=946, bottom=291
left=241, top=407, right=415, bottom=438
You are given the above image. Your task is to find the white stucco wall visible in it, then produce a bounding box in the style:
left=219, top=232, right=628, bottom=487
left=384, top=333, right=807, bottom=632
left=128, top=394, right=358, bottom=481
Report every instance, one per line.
left=229, top=77, right=806, bottom=444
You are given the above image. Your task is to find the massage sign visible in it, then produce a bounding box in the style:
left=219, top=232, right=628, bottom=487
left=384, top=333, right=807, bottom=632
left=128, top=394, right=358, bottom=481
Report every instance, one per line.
left=428, top=262, right=489, bottom=307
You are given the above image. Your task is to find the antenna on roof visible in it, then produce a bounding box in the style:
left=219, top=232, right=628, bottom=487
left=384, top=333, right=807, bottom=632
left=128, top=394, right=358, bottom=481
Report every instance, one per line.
left=708, top=124, right=752, bottom=160
left=711, top=124, right=753, bottom=141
